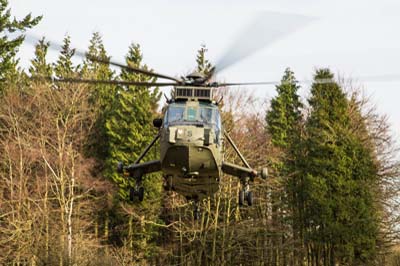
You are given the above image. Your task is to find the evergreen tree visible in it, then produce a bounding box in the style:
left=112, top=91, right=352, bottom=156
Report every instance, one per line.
left=82, top=32, right=113, bottom=77
left=196, top=44, right=213, bottom=75
left=104, top=43, right=161, bottom=197
left=54, top=35, right=77, bottom=78
left=103, top=43, right=162, bottom=256
left=28, top=37, right=52, bottom=78
left=303, top=68, right=378, bottom=264
left=83, top=32, right=115, bottom=108
left=266, top=68, right=302, bottom=148
left=265, top=68, right=304, bottom=263
left=0, top=0, right=41, bottom=81
left=83, top=32, right=115, bottom=161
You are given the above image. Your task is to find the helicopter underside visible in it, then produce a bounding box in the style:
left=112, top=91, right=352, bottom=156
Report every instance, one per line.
left=161, top=144, right=221, bottom=199
left=165, top=175, right=219, bottom=200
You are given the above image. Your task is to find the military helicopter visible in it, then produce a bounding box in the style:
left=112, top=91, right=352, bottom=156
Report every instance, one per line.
left=115, top=68, right=269, bottom=209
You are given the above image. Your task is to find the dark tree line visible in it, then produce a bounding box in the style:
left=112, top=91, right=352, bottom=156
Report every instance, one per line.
left=266, top=68, right=390, bottom=265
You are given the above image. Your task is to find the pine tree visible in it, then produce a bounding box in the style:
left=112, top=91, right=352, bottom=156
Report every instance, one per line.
left=0, top=0, right=41, bottom=81
left=266, top=68, right=302, bottom=148
left=103, top=43, right=162, bottom=257
left=196, top=44, right=213, bottom=75
left=83, top=32, right=115, bottom=161
left=83, top=32, right=115, bottom=108
left=265, top=68, right=304, bottom=264
left=104, top=43, right=161, bottom=197
left=82, top=32, right=113, bottom=79
left=54, top=35, right=77, bottom=78
left=28, top=37, right=52, bottom=78
left=303, top=68, right=378, bottom=264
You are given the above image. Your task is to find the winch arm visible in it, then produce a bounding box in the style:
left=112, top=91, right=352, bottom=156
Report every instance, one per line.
left=221, top=161, right=257, bottom=179
left=134, top=133, right=160, bottom=164
left=222, top=131, right=268, bottom=180
left=121, top=160, right=162, bottom=178
left=224, top=130, right=251, bottom=169
left=117, top=133, right=161, bottom=178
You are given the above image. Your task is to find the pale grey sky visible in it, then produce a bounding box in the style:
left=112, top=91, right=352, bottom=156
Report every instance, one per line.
left=10, top=0, right=400, bottom=139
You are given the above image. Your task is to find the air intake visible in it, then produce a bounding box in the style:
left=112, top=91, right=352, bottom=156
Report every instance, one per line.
left=174, top=86, right=212, bottom=101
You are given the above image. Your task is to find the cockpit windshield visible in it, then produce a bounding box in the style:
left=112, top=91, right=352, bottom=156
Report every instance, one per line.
left=164, top=103, right=221, bottom=130
left=200, top=107, right=213, bottom=123
left=168, top=106, right=185, bottom=124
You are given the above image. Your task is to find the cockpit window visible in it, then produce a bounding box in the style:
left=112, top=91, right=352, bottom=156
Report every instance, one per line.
left=168, top=106, right=185, bottom=123
left=200, top=107, right=213, bottom=123
left=164, top=103, right=221, bottom=131
left=187, top=107, right=197, bottom=121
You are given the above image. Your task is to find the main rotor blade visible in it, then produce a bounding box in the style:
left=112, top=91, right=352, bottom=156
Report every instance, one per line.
left=218, top=81, right=277, bottom=87
left=22, top=34, right=182, bottom=83
left=306, top=74, right=400, bottom=85
left=31, top=76, right=178, bottom=87
left=218, top=74, right=400, bottom=87
left=84, top=55, right=182, bottom=82
left=214, top=11, right=315, bottom=74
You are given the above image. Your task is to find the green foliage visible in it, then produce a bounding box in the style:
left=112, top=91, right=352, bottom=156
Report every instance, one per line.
left=265, top=68, right=381, bottom=264
left=266, top=67, right=303, bottom=149
left=303, top=68, right=379, bottom=263
left=83, top=32, right=115, bottom=107
left=29, top=37, right=52, bottom=77
left=54, top=35, right=78, bottom=78
left=0, top=0, right=41, bottom=80
left=265, top=68, right=304, bottom=264
left=102, top=43, right=163, bottom=260
left=82, top=32, right=113, bottom=80
left=104, top=43, right=161, bottom=199
left=83, top=32, right=115, bottom=161
left=196, top=44, right=213, bottom=75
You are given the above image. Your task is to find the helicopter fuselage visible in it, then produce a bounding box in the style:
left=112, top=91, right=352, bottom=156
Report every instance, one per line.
left=160, top=100, right=223, bottom=199
left=121, top=86, right=266, bottom=203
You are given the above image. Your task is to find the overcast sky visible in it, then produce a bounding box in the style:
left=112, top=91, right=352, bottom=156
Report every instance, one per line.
left=10, top=0, right=400, bottom=139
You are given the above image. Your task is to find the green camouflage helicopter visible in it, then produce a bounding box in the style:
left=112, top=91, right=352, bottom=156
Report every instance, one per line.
left=115, top=69, right=269, bottom=210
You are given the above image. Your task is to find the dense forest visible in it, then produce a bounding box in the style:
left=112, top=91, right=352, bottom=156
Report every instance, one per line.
left=1, top=2, right=400, bottom=265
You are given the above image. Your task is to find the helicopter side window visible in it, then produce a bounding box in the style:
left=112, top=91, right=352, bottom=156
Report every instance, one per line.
left=168, top=106, right=185, bottom=124
left=214, top=109, right=222, bottom=143
left=200, top=108, right=213, bottom=123
left=215, top=109, right=221, bottom=131
left=163, top=110, right=169, bottom=126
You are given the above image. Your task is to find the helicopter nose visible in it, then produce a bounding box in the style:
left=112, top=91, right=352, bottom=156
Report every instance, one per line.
left=162, top=144, right=217, bottom=175
left=169, top=126, right=206, bottom=144
left=163, top=145, right=190, bottom=171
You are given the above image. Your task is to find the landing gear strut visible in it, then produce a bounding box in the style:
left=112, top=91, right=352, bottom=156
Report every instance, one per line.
left=129, top=176, right=144, bottom=202
left=239, top=177, right=253, bottom=206
left=117, top=133, right=161, bottom=203
left=129, top=186, right=144, bottom=202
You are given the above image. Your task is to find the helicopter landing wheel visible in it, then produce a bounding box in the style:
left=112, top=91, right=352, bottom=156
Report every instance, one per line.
left=129, top=187, right=135, bottom=202
left=239, top=177, right=252, bottom=206
left=129, top=186, right=145, bottom=202
left=138, top=187, right=145, bottom=202
left=239, top=190, right=253, bottom=206
left=239, top=190, right=245, bottom=206
left=246, top=191, right=253, bottom=206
